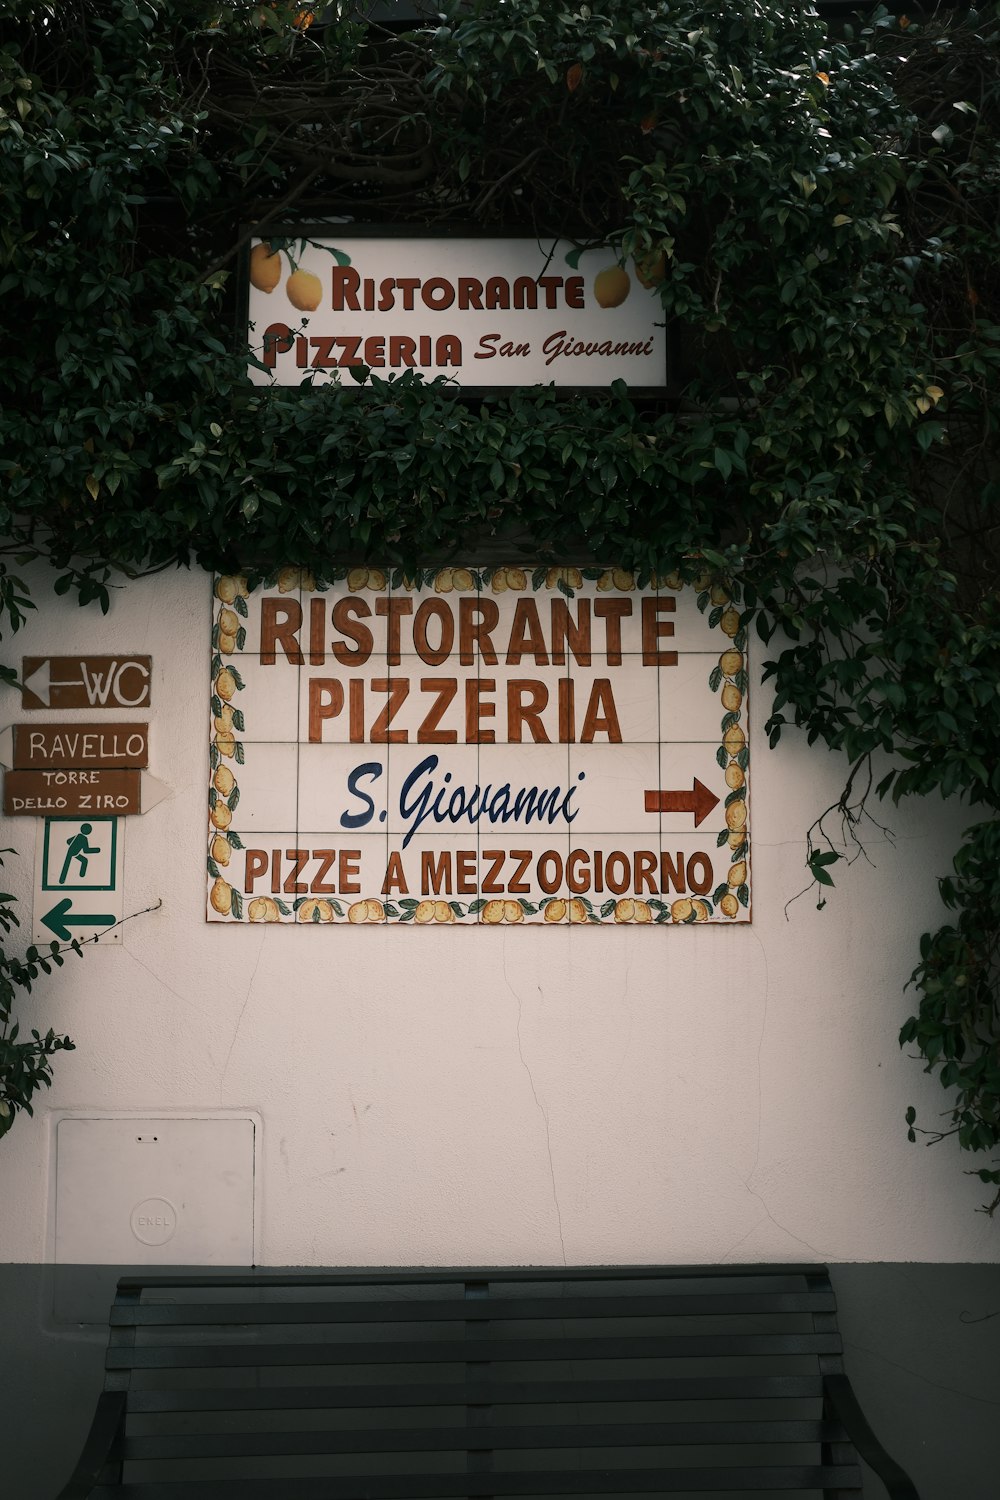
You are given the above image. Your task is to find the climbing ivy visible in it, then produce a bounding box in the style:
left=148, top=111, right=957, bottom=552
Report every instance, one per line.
left=0, top=0, right=998, bottom=1208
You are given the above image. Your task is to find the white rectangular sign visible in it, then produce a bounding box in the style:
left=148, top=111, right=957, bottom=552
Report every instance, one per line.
left=208, top=567, right=750, bottom=926
left=34, top=815, right=124, bottom=945
left=247, top=235, right=666, bottom=390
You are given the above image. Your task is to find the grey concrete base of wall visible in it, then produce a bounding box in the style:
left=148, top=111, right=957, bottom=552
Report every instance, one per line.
left=2, top=1262, right=997, bottom=1500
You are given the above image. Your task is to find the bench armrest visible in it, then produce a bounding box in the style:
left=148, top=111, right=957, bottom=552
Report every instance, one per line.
left=54, top=1390, right=127, bottom=1500
left=824, top=1371, right=920, bottom=1500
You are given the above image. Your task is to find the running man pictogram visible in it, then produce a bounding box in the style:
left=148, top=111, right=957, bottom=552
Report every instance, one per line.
left=59, top=823, right=100, bottom=884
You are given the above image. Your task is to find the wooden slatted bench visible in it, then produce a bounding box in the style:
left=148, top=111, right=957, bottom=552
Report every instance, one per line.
left=56, top=1264, right=919, bottom=1499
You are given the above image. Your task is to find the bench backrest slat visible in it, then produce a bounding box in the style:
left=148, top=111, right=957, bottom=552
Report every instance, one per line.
left=108, top=1331, right=842, bottom=1370
left=123, top=1417, right=851, bottom=1460
left=110, top=1290, right=836, bottom=1326
left=91, top=1465, right=864, bottom=1499
left=124, top=1371, right=827, bottom=1412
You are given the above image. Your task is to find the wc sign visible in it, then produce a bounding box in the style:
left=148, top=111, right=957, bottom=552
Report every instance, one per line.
left=21, top=655, right=152, bottom=711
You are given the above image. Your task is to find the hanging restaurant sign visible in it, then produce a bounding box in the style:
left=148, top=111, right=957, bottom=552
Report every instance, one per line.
left=246, top=234, right=667, bottom=392
left=207, top=567, right=750, bottom=926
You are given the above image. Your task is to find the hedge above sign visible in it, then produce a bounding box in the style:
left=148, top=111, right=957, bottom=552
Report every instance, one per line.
left=207, top=567, right=750, bottom=926
left=246, top=234, right=666, bottom=391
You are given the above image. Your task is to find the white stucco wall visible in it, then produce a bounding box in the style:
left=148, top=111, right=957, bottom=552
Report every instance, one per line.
left=0, top=562, right=994, bottom=1265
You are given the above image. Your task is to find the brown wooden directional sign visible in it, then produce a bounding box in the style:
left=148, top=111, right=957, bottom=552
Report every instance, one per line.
left=21, top=656, right=151, bottom=710
left=12, top=723, right=149, bottom=769
left=4, top=769, right=141, bottom=816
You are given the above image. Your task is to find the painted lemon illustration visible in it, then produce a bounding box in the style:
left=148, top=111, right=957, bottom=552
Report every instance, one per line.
left=719, top=649, right=743, bottom=677
left=671, top=898, right=693, bottom=923
left=504, top=900, right=524, bottom=923
left=248, top=896, right=281, bottom=922
left=216, top=575, right=248, bottom=603
left=546, top=566, right=583, bottom=589
left=593, top=265, right=630, bottom=307
left=347, top=897, right=385, bottom=923
left=482, top=899, right=505, bottom=925
left=721, top=682, right=743, bottom=712
left=433, top=567, right=475, bottom=593
left=544, top=899, right=567, bottom=922
left=725, top=762, right=745, bottom=790
left=211, top=834, right=231, bottom=866
left=614, top=897, right=653, bottom=923
left=720, top=607, right=741, bottom=637
left=209, top=877, right=232, bottom=915
left=216, top=668, right=237, bottom=702
left=492, top=566, right=527, bottom=594
left=249, top=242, right=281, bottom=293
left=568, top=897, right=588, bottom=923
left=211, top=803, right=232, bottom=831
left=217, top=611, right=238, bottom=648
left=725, top=799, right=748, bottom=831
left=414, top=899, right=437, bottom=924
left=286, top=269, right=322, bottom=311
left=597, top=567, right=635, bottom=592
left=723, top=724, right=746, bottom=756
left=728, top=860, right=748, bottom=888
left=213, top=765, right=235, bottom=797
left=346, top=566, right=386, bottom=592
left=299, top=898, right=333, bottom=922
left=720, top=892, right=740, bottom=918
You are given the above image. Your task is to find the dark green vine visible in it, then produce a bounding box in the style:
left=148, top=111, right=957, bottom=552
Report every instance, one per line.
left=0, top=0, right=997, bottom=1208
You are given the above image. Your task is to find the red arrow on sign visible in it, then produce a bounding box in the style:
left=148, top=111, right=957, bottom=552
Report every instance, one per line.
left=644, top=778, right=721, bottom=827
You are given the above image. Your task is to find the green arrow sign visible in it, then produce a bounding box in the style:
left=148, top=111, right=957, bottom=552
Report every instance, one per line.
left=41, top=897, right=116, bottom=942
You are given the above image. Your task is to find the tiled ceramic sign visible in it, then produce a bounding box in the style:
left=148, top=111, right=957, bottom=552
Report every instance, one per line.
left=207, top=568, right=750, bottom=926
left=246, top=235, right=666, bottom=391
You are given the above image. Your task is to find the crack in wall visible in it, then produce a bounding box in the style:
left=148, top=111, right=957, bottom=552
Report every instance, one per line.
left=719, top=1175, right=828, bottom=1263
left=718, top=928, right=828, bottom=1263
left=124, top=947, right=201, bottom=1023
left=841, top=1339, right=1000, bottom=1407
left=748, top=925, right=770, bottom=1186
left=219, top=928, right=267, bottom=1097
left=505, top=935, right=567, bottom=1265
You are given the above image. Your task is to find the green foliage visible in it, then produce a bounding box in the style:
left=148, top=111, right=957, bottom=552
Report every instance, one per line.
left=0, top=847, right=76, bottom=1139
left=0, top=0, right=996, bottom=1198
left=901, top=819, right=1000, bottom=1215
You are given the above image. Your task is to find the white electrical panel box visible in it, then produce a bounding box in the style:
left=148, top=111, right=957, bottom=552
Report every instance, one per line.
left=54, top=1116, right=255, bottom=1266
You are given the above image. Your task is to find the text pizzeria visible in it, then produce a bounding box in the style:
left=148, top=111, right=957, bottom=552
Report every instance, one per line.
left=263, top=326, right=655, bottom=372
